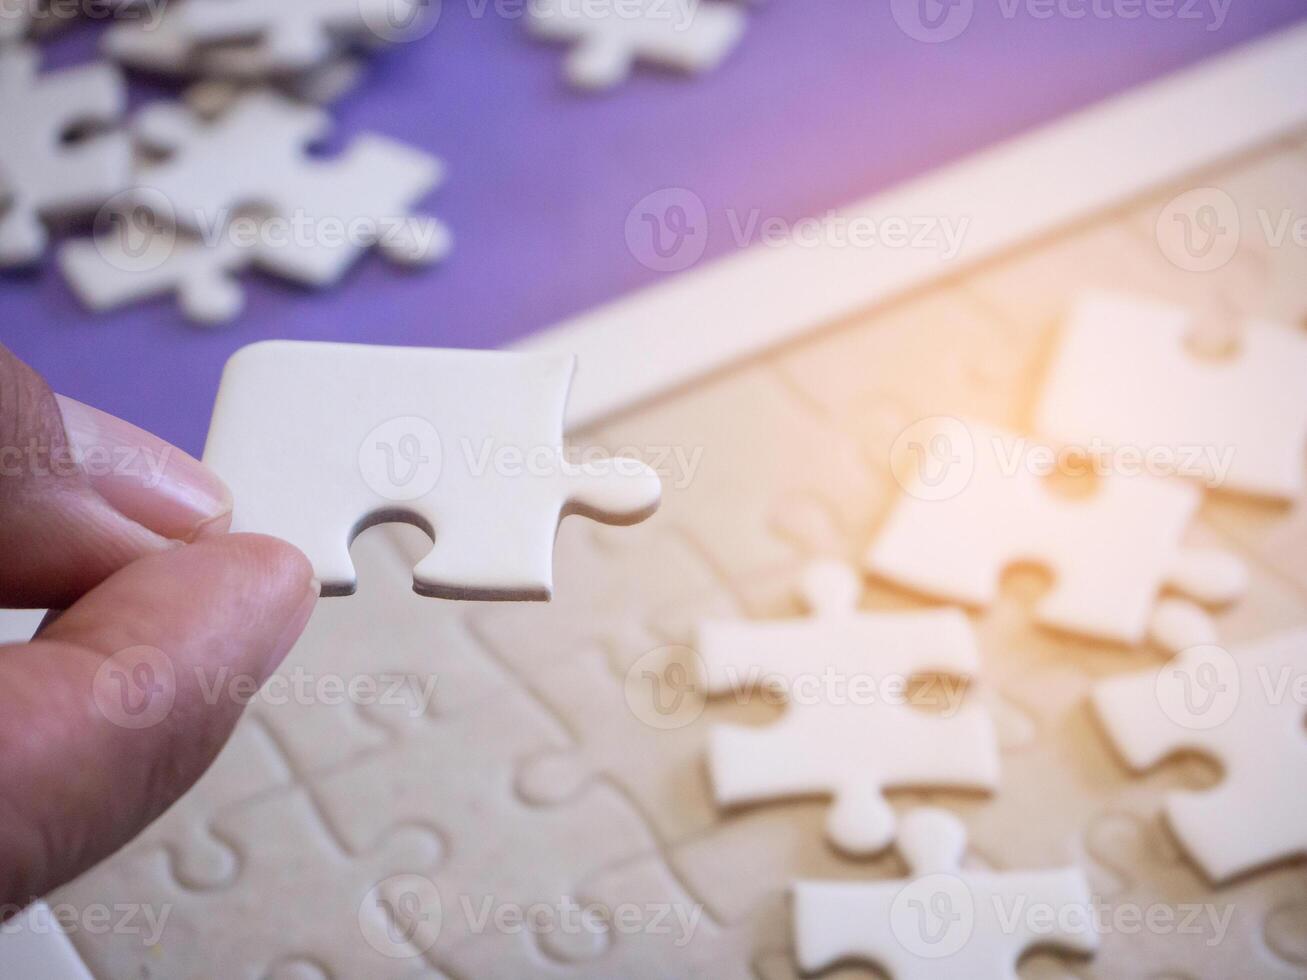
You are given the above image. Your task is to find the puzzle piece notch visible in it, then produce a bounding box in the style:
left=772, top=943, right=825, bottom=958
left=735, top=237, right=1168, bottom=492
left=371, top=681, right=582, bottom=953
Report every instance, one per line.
left=793, top=807, right=1099, bottom=979
left=1036, top=291, right=1307, bottom=501
left=866, top=418, right=1247, bottom=648
left=1092, top=627, right=1307, bottom=882
left=698, top=561, right=1000, bottom=855
left=0, top=46, right=130, bottom=267
left=528, top=0, right=746, bottom=90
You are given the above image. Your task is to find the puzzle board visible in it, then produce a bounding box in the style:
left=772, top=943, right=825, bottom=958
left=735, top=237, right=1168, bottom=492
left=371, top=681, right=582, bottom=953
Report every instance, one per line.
left=49, top=132, right=1307, bottom=978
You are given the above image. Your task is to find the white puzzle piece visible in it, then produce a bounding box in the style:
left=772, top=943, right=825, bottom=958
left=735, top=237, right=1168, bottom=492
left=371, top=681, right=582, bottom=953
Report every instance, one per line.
left=793, top=807, right=1099, bottom=979
left=0, top=608, right=44, bottom=643
left=61, top=89, right=449, bottom=321
left=105, top=0, right=428, bottom=73
left=1036, top=292, right=1307, bottom=500
left=0, top=902, right=93, bottom=980
left=866, top=418, right=1247, bottom=650
left=203, top=340, right=662, bottom=599
left=697, top=561, right=1000, bottom=855
left=0, top=46, right=130, bottom=267
left=59, top=222, right=254, bottom=325
left=1092, top=627, right=1307, bottom=883
left=528, top=0, right=746, bottom=90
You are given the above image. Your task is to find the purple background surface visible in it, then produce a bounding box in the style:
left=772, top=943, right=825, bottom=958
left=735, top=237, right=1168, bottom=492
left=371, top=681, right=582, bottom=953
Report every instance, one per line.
left=3, top=1, right=1304, bottom=454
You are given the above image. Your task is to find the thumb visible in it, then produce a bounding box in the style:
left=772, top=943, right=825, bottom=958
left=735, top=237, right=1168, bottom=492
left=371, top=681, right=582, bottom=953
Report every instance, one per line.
left=0, top=343, right=233, bottom=609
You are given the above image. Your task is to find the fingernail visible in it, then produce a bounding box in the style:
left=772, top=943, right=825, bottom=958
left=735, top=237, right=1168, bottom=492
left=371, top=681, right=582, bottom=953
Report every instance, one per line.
left=56, top=395, right=233, bottom=542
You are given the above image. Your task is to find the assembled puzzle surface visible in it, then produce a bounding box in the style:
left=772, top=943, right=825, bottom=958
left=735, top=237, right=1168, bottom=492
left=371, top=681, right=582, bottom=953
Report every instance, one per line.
left=50, top=133, right=1307, bottom=978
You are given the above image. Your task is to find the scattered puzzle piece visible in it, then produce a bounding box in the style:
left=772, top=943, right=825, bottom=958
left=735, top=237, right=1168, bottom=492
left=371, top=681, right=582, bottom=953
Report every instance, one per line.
left=867, top=418, right=1247, bottom=650
left=59, top=218, right=254, bottom=325
left=56, top=787, right=443, bottom=978
left=1036, top=291, right=1307, bottom=500
left=698, top=561, right=1000, bottom=855
left=528, top=0, right=746, bottom=90
left=59, top=89, right=449, bottom=321
left=1092, top=627, right=1307, bottom=883
left=0, top=46, right=130, bottom=267
left=203, top=340, right=662, bottom=598
left=792, top=807, right=1098, bottom=979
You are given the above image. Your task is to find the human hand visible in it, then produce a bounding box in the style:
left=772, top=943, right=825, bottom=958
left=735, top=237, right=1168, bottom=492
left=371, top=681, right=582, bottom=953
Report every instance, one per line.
left=0, top=343, right=318, bottom=910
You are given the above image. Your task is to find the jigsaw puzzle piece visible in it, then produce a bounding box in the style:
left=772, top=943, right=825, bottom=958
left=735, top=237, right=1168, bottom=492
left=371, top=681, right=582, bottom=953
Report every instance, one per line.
left=1092, top=627, right=1307, bottom=883
left=0, top=46, right=130, bottom=267
left=311, top=687, right=657, bottom=956
left=698, top=562, right=1000, bottom=855
left=0, top=902, right=94, bottom=979
left=793, top=808, right=1098, bottom=979
left=867, top=418, right=1246, bottom=649
left=203, top=340, right=661, bottom=599
left=59, top=220, right=252, bottom=324
left=252, top=524, right=511, bottom=775
left=125, top=91, right=448, bottom=293
left=528, top=0, right=745, bottom=90
left=55, top=786, right=443, bottom=977
left=1036, top=292, right=1307, bottom=501
left=0, top=607, right=44, bottom=643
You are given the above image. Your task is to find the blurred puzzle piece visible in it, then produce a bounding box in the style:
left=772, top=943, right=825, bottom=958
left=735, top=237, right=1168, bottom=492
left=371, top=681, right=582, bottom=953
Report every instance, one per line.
left=1092, top=627, right=1307, bottom=882
left=792, top=807, right=1098, bottom=979
left=697, top=561, right=1000, bottom=855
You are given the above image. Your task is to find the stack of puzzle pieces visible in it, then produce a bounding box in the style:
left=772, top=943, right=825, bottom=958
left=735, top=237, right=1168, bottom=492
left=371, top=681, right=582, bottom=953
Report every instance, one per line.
left=11, top=130, right=1302, bottom=977
left=0, top=0, right=754, bottom=324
